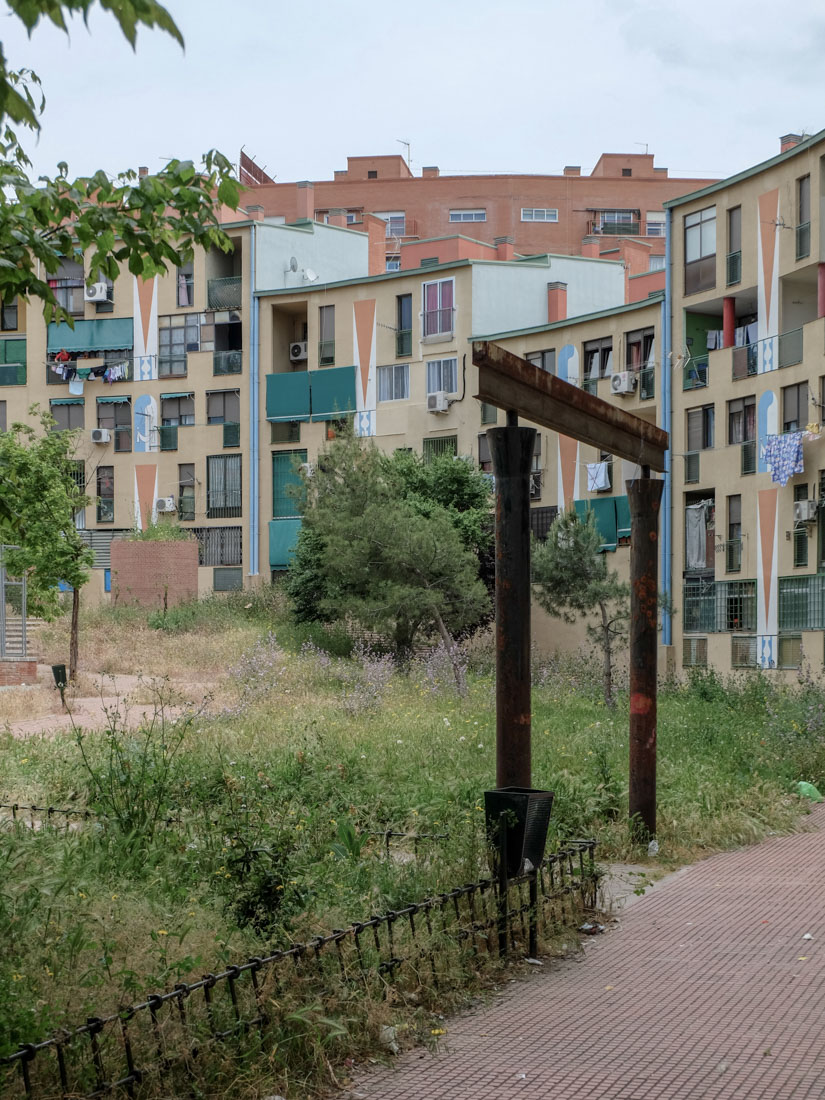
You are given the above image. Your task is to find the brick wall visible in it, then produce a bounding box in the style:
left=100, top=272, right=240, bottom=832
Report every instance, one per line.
left=0, top=658, right=38, bottom=685
left=110, top=540, right=199, bottom=609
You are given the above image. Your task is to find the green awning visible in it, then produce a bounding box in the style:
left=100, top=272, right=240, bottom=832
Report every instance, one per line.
left=269, top=518, right=302, bottom=568
left=266, top=371, right=310, bottom=422
left=47, top=317, right=133, bottom=353
left=97, top=395, right=130, bottom=404
left=309, top=364, right=356, bottom=421
left=160, top=392, right=194, bottom=400
left=50, top=398, right=84, bottom=405
left=573, top=497, right=618, bottom=552
left=615, top=495, right=631, bottom=540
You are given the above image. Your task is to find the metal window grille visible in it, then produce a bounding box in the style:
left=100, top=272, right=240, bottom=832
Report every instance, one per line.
left=272, top=450, right=307, bottom=518
left=422, top=436, right=458, bottom=464
left=725, top=539, right=742, bottom=573
left=639, top=366, right=655, bottom=400
left=193, top=526, right=242, bottom=566
left=530, top=506, right=559, bottom=542
left=731, top=634, right=757, bottom=668
left=214, top=350, right=242, bottom=375
left=778, top=574, right=825, bottom=630
left=779, top=633, right=802, bottom=669
left=213, top=566, right=243, bottom=591
left=158, top=425, right=178, bottom=451
left=682, top=636, right=707, bottom=668
left=683, top=356, right=708, bottom=389
left=682, top=579, right=756, bottom=633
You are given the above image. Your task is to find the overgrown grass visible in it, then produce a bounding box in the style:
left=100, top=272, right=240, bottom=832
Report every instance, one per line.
left=2, top=596, right=824, bottom=1095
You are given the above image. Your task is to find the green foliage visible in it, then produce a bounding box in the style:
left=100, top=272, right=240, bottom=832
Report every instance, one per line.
left=128, top=520, right=196, bottom=542
left=0, top=408, right=92, bottom=618
left=0, top=2, right=239, bottom=322
left=287, top=434, right=492, bottom=653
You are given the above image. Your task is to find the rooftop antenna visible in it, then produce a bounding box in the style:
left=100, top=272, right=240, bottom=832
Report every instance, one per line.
left=634, top=142, right=649, bottom=155
left=397, top=139, right=411, bottom=169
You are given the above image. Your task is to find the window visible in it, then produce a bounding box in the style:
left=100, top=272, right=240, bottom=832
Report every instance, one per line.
left=426, top=357, right=457, bottom=394
left=396, top=294, right=412, bottom=356
left=797, top=175, right=811, bottom=259
left=687, top=404, right=714, bottom=451
left=526, top=348, right=556, bottom=375
left=194, top=526, right=242, bottom=565
left=480, top=401, right=497, bottom=425
left=732, top=635, right=758, bottom=668
left=178, top=463, right=195, bottom=521
left=422, top=278, right=454, bottom=336
left=779, top=634, right=803, bottom=669
left=684, top=205, right=716, bottom=294
left=207, top=453, right=242, bottom=518
left=97, top=466, right=114, bottom=523
left=596, top=210, right=640, bottom=234
left=683, top=637, right=708, bottom=668
left=271, top=421, right=301, bottom=444
left=374, top=211, right=405, bottom=237
left=177, top=261, right=194, bottom=308
left=449, top=209, right=486, bottom=222
left=583, top=337, right=613, bottom=381
left=783, top=382, right=808, bottom=432
left=214, top=567, right=243, bottom=591
left=158, top=313, right=199, bottom=376
left=648, top=255, right=665, bottom=272
left=646, top=212, right=666, bottom=237
left=386, top=259, right=401, bottom=272
left=0, top=400, right=5, bottom=431
left=727, top=206, right=741, bottom=254
left=161, top=393, right=195, bottom=426
left=93, top=277, right=114, bottom=314
left=53, top=259, right=84, bottom=316
left=319, top=304, right=335, bottom=365
left=368, top=170, right=377, bottom=179
left=794, top=483, right=809, bottom=567
left=622, top=168, right=632, bottom=177
left=1, top=298, right=18, bottom=330
left=727, top=395, right=755, bottom=444
left=530, top=506, right=559, bottom=541
left=626, top=329, right=654, bottom=371
left=272, top=449, right=306, bottom=518
left=521, top=208, right=558, bottom=222
left=378, top=363, right=409, bottom=402
left=50, top=399, right=84, bottom=431
left=97, top=398, right=132, bottom=452
left=727, top=495, right=742, bottom=572
left=423, top=436, right=457, bottom=463
left=206, top=389, right=240, bottom=425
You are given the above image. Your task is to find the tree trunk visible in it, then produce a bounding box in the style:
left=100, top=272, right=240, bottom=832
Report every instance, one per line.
left=599, top=600, right=614, bottom=708
left=69, top=587, right=80, bottom=681
left=433, top=608, right=466, bottom=695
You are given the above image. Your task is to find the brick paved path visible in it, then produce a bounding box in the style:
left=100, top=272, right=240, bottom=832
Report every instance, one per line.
left=350, top=807, right=825, bottom=1099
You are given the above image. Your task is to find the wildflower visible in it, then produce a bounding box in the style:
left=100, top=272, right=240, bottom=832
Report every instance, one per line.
left=360, top=753, right=367, bottom=759
left=459, top=736, right=466, bottom=742
left=12, top=973, right=23, bottom=982
left=396, top=738, right=404, bottom=744
left=111, top=894, right=118, bottom=901
left=443, top=718, right=451, bottom=728
left=77, top=891, right=86, bottom=899
left=157, top=930, right=168, bottom=936
left=478, top=744, right=484, bottom=749
left=19, top=758, right=27, bottom=764
left=431, top=1028, right=446, bottom=1035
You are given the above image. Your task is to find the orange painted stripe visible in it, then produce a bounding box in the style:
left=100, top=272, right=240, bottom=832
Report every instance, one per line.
left=135, top=464, right=157, bottom=532
left=353, top=299, right=376, bottom=404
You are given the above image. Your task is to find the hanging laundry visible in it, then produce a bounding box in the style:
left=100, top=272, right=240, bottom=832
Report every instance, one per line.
left=68, top=377, right=84, bottom=396
left=685, top=504, right=708, bottom=570
left=734, top=326, right=746, bottom=346
left=763, top=432, right=804, bottom=486
left=705, top=330, right=718, bottom=351
left=586, top=461, right=611, bottom=492
left=745, top=322, right=758, bottom=344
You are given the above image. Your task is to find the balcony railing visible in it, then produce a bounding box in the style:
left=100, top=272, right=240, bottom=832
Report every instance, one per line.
left=778, top=327, right=803, bottom=367
left=683, top=356, right=708, bottom=390
left=582, top=376, right=598, bottom=396
left=113, top=426, right=132, bottom=453
left=0, top=362, right=26, bottom=385
left=318, top=340, right=335, bottom=366
left=396, top=329, right=412, bottom=357
left=731, top=344, right=758, bottom=380
left=206, top=491, right=242, bottom=519
left=723, top=326, right=804, bottom=381
left=214, top=349, right=242, bottom=375
left=638, top=365, right=655, bottom=400
left=47, top=358, right=135, bottom=385
left=779, top=574, right=825, bottom=630
left=796, top=222, right=811, bottom=260
left=158, top=355, right=187, bottom=378
left=158, top=425, right=178, bottom=452
left=588, top=220, right=640, bottom=236
left=726, top=250, right=741, bottom=286
left=725, top=539, right=742, bottom=573
left=683, top=578, right=756, bottom=633
left=741, top=439, right=756, bottom=475
left=207, top=276, right=242, bottom=310
left=223, top=421, right=240, bottom=448
left=97, top=498, right=114, bottom=523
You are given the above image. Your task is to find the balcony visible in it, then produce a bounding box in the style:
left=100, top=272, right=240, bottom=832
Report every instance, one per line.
left=396, top=329, right=412, bottom=357
left=582, top=376, right=598, bottom=396
left=207, top=276, right=242, bottom=310
left=587, top=220, right=640, bottom=236
left=214, top=349, right=242, bottom=375
left=638, top=365, right=655, bottom=400
left=725, top=539, right=742, bottom=573
left=796, top=222, right=811, bottom=261
left=684, top=451, right=700, bottom=484
left=683, top=356, right=708, bottom=390
left=726, top=250, right=741, bottom=286
left=779, top=574, right=825, bottom=630
left=683, top=578, right=756, bottom=633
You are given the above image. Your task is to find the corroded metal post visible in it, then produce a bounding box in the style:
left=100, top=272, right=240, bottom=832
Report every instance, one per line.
left=627, top=475, right=663, bottom=837
left=488, top=415, right=536, bottom=789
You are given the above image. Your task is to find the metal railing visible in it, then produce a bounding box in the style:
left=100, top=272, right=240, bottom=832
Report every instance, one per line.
left=726, top=327, right=803, bottom=380
left=96, top=498, right=114, bottom=523
left=683, top=356, right=708, bottom=390
left=0, top=362, right=26, bottom=385
left=158, top=425, right=178, bottom=452
left=684, top=451, right=700, bottom=483
left=318, top=339, right=335, bottom=366
left=683, top=578, right=757, bottom=633
left=638, top=365, right=655, bottom=400
left=0, top=838, right=598, bottom=1099
left=206, top=491, right=242, bottom=519
left=725, top=539, right=742, bottom=573
left=588, top=220, right=640, bottom=236
left=796, top=222, right=811, bottom=260
left=582, top=376, right=598, bottom=396
left=0, top=547, right=26, bottom=658
left=213, top=350, right=242, bottom=375
left=207, top=277, right=242, bottom=310
left=726, top=250, right=741, bottom=285
left=779, top=574, right=825, bottom=630
left=396, top=329, right=412, bottom=357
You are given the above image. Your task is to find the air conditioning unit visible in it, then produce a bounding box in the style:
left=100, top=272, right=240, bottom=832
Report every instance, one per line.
left=90, top=428, right=110, bottom=444
left=84, top=282, right=109, bottom=303
left=610, top=371, right=637, bottom=396
left=794, top=500, right=818, bottom=523
left=289, top=341, right=308, bottom=362
left=156, top=496, right=176, bottom=513
left=427, top=391, right=449, bottom=413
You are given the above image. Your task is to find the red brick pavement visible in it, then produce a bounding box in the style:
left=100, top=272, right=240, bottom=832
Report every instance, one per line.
left=349, top=807, right=825, bottom=1099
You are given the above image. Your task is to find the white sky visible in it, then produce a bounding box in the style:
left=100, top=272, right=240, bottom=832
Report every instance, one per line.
left=3, top=0, right=825, bottom=186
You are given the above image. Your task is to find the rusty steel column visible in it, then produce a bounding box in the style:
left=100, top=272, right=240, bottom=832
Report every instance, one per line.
left=489, top=416, right=536, bottom=789
left=627, top=475, right=663, bottom=837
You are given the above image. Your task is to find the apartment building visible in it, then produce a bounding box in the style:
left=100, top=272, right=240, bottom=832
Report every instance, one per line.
left=242, top=151, right=716, bottom=273
left=668, top=130, right=825, bottom=674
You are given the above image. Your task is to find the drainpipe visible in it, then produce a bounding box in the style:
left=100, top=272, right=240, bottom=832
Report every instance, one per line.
left=249, top=224, right=260, bottom=577
left=661, top=211, right=672, bottom=647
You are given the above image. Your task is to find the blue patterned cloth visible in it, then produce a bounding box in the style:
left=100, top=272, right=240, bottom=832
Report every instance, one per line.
left=763, top=432, right=804, bottom=486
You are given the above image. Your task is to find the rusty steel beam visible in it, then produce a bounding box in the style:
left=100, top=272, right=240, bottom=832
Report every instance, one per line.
left=488, top=420, right=535, bottom=789
left=473, top=340, right=668, bottom=472
left=627, top=476, right=663, bottom=837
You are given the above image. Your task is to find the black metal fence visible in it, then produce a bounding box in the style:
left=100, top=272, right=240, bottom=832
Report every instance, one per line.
left=1, top=839, right=597, bottom=1099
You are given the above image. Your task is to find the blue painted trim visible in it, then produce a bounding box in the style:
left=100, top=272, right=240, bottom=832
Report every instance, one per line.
left=249, top=224, right=260, bottom=576
left=662, top=211, right=673, bottom=647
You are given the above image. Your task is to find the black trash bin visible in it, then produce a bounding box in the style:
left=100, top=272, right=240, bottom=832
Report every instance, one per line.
left=51, top=664, right=67, bottom=689
left=485, top=787, right=554, bottom=877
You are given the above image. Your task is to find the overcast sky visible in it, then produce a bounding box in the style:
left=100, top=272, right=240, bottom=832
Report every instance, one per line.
left=3, top=0, right=824, bottom=187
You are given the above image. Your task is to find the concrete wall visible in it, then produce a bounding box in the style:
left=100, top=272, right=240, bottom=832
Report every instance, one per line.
left=110, top=539, right=199, bottom=609
left=254, top=221, right=368, bottom=293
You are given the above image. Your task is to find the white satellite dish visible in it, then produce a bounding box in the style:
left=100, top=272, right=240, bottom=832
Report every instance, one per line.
left=288, top=256, right=298, bottom=272
left=304, top=267, right=319, bottom=283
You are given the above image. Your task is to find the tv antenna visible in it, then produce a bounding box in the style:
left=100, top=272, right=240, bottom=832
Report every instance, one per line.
left=634, top=142, right=649, bottom=155
left=397, top=139, right=411, bottom=168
